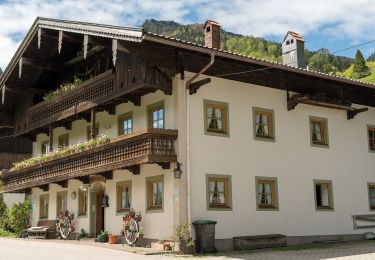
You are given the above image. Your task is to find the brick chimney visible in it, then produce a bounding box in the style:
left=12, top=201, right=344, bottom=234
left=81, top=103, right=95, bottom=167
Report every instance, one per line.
left=204, top=20, right=221, bottom=49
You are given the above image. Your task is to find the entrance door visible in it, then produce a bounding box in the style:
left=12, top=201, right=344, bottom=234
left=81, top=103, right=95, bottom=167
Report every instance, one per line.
left=90, top=182, right=105, bottom=237
left=96, top=192, right=104, bottom=235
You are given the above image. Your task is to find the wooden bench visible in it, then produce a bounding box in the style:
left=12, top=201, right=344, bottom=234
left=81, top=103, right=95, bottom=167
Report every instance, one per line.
left=233, top=234, right=287, bottom=250
left=27, top=220, right=57, bottom=239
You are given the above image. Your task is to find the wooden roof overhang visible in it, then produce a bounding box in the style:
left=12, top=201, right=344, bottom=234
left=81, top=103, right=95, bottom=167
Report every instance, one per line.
left=0, top=17, right=144, bottom=128
left=1, top=17, right=374, bottom=132
left=141, top=33, right=375, bottom=109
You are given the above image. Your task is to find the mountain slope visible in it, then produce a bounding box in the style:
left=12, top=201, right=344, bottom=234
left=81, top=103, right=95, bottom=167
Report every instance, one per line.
left=142, top=19, right=354, bottom=75
left=342, top=61, right=375, bottom=83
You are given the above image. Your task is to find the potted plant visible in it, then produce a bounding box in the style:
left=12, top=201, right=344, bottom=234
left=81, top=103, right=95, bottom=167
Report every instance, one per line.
left=138, top=228, right=144, bottom=238
left=134, top=211, right=142, bottom=222
left=129, top=208, right=136, bottom=218
left=97, top=231, right=108, bottom=243
left=108, top=234, right=118, bottom=244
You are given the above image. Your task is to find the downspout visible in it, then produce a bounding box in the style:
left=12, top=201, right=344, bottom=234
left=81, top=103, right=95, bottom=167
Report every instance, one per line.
left=185, top=53, right=215, bottom=225
left=186, top=53, right=215, bottom=90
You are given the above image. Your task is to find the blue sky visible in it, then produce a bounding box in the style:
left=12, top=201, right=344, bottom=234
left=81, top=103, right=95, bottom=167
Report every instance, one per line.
left=1, top=0, right=375, bottom=69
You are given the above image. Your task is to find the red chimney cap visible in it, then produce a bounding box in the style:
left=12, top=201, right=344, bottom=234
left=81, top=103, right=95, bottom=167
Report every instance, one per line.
left=204, top=19, right=221, bottom=28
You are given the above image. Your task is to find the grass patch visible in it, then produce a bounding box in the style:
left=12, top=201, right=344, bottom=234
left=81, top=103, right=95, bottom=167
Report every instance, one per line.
left=0, top=229, right=16, bottom=237
left=342, top=61, right=375, bottom=84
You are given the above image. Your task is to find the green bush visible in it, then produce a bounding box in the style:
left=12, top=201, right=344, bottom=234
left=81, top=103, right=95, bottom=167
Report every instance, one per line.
left=0, top=194, right=7, bottom=229
left=8, top=198, right=32, bottom=236
left=176, top=224, right=195, bottom=254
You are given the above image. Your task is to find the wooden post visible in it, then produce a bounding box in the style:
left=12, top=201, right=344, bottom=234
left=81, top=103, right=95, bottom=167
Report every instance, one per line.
left=90, top=108, right=96, bottom=139
left=49, top=124, right=53, bottom=152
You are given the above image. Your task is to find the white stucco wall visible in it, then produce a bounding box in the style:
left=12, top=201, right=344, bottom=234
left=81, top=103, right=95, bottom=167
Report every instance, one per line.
left=30, top=90, right=176, bottom=239
left=187, top=72, right=375, bottom=239
left=3, top=193, right=25, bottom=208
left=32, top=90, right=174, bottom=156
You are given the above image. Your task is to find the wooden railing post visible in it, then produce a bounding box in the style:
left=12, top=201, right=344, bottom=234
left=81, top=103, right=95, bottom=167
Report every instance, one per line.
left=48, top=124, right=53, bottom=152
left=90, top=108, right=96, bottom=139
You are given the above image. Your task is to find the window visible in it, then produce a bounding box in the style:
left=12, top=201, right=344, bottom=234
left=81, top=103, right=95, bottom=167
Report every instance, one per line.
left=118, top=112, right=133, bottom=136
left=310, top=116, right=329, bottom=147
left=78, top=188, right=88, bottom=217
left=58, top=134, right=69, bottom=148
left=206, top=175, right=232, bottom=210
left=148, top=102, right=165, bottom=129
left=117, top=181, right=132, bottom=213
left=56, top=191, right=67, bottom=216
left=368, top=184, right=375, bottom=210
left=368, top=125, right=375, bottom=152
left=86, top=123, right=99, bottom=141
left=146, top=175, right=164, bottom=211
left=41, top=141, right=49, bottom=154
left=39, top=194, right=49, bottom=219
left=204, top=100, right=229, bottom=137
left=291, top=39, right=294, bottom=44
left=256, top=177, right=278, bottom=210
left=253, top=107, right=275, bottom=141
left=314, top=180, right=334, bottom=210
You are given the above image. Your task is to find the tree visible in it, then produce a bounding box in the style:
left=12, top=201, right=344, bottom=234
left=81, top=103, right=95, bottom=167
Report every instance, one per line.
left=0, top=193, right=7, bottom=229
left=368, top=51, right=375, bottom=62
left=8, top=198, right=32, bottom=236
left=352, top=50, right=370, bottom=78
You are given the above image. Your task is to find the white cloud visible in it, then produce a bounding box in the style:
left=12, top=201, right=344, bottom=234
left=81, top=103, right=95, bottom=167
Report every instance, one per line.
left=1, top=0, right=375, bottom=69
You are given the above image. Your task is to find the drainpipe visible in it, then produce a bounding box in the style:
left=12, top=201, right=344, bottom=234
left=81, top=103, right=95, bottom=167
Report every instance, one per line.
left=186, top=53, right=215, bottom=89
left=184, top=53, right=215, bottom=227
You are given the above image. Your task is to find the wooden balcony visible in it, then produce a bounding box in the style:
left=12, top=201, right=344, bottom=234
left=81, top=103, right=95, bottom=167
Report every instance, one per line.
left=1, top=129, right=178, bottom=193
left=15, top=54, right=172, bottom=136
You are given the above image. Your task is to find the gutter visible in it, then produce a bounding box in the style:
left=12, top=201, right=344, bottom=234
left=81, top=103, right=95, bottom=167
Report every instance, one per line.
left=185, top=53, right=215, bottom=90
left=184, top=53, right=215, bottom=226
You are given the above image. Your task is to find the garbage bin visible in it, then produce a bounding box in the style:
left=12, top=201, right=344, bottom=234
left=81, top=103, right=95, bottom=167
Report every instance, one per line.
left=193, top=220, right=217, bottom=254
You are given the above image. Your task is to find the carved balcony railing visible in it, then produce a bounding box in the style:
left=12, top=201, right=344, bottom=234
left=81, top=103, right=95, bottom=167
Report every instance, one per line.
left=1, top=129, right=177, bottom=193
left=15, top=57, right=172, bottom=136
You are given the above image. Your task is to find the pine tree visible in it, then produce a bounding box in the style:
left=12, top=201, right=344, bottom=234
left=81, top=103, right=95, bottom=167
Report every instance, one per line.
left=352, top=50, right=370, bottom=78
left=368, top=51, right=375, bottom=62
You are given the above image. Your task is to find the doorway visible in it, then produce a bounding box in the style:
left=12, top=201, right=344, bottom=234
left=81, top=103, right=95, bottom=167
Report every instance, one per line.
left=90, top=182, right=105, bottom=237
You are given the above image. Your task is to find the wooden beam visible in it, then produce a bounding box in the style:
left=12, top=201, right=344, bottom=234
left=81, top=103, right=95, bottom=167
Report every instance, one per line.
left=99, top=171, right=113, bottom=180
left=76, top=175, right=90, bottom=184
left=347, top=108, right=369, bottom=120
left=157, top=162, right=170, bottom=170
left=129, top=96, right=141, bottom=106
left=90, top=108, right=96, bottom=139
left=39, top=184, right=49, bottom=192
left=189, top=78, right=211, bottom=95
left=125, top=165, right=140, bottom=175
left=64, top=46, right=106, bottom=66
left=56, top=180, right=68, bottom=188
left=48, top=124, right=53, bottom=152
left=22, top=57, right=70, bottom=71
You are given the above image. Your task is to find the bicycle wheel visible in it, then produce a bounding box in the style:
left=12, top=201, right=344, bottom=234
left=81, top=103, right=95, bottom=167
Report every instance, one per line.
left=59, top=217, right=71, bottom=239
left=124, top=218, right=139, bottom=246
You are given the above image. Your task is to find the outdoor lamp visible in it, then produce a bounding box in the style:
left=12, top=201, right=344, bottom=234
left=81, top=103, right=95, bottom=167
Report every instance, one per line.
left=173, top=162, right=183, bottom=179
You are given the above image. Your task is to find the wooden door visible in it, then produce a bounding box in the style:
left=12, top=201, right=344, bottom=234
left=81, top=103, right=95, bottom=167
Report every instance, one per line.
left=96, top=193, right=104, bottom=234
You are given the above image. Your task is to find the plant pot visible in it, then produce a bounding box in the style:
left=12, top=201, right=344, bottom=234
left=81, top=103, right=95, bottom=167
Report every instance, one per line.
left=134, top=217, right=142, bottom=222
left=163, top=243, right=172, bottom=251
left=108, top=235, right=118, bottom=244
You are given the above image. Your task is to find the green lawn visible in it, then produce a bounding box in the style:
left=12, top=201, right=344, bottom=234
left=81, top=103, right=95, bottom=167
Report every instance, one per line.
left=342, top=61, right=375, bottom=84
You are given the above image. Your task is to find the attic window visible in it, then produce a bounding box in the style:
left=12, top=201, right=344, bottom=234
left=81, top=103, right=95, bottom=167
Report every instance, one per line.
left=291, top=39, right=294, bottom=44
left=206, top=26, right=211, bottom=33
left=286, top=40, right=290, bottom=45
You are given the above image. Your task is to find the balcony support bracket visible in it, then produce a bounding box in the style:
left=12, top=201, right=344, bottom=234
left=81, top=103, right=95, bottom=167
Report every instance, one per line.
left=157, top=162, right=170, bottom=170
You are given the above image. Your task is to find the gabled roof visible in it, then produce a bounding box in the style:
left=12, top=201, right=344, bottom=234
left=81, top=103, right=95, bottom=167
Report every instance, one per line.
left=282, top=31, right=305, bottom=43
left=0, top=17, right=143, bottom=91
left=1, top=17, right=375, bottom=110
